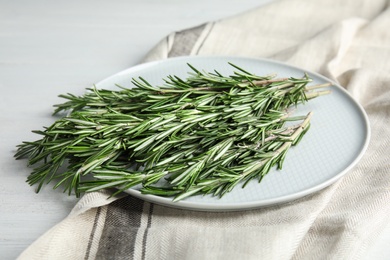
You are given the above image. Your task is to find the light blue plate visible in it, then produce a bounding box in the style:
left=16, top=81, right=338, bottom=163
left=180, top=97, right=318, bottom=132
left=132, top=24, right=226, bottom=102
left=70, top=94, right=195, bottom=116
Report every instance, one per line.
left=96, top=56, right=370, bottom=211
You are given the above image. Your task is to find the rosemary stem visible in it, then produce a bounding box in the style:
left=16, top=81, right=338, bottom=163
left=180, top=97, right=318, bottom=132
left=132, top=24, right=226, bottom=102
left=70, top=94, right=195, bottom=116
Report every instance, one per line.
left=253, top=78, right=289, bottom=85
left=305, top=82, right=332, bottom=90
left=305, top=90, right=331, bottom=99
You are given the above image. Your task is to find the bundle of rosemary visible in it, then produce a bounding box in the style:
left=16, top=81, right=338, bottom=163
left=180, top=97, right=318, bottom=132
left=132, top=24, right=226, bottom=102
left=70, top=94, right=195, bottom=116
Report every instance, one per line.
left=15, top=63, right=330, bottom=201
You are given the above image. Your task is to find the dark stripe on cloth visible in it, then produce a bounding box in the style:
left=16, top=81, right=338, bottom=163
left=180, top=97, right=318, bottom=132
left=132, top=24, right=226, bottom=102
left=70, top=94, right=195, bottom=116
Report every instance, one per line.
left=84, top=207, right=102, bottom=260
left=95, top=196, right=144, bottom=260
left=141, top=203, right=154, bottom=260
left=168, top=23, right=207, bottom=57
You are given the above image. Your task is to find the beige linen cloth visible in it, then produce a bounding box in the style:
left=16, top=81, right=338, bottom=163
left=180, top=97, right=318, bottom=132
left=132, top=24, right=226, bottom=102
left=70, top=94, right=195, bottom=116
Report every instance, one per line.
left=18, top=0, right=390, bottom=259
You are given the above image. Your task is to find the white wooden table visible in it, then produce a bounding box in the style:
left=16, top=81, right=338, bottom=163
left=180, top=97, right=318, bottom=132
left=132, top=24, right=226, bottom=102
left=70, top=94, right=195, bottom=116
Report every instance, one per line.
left=1, top=1, right=389, bottom=259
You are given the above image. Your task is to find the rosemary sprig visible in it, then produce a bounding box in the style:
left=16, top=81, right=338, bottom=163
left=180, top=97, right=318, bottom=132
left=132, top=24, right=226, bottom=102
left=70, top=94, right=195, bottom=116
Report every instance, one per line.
left=15, top=63, right=331, bottom=201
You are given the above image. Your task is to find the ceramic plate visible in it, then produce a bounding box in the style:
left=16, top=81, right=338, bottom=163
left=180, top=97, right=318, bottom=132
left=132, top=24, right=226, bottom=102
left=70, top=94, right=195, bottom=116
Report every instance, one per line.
left=95, top=56, right=370, bottom=211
